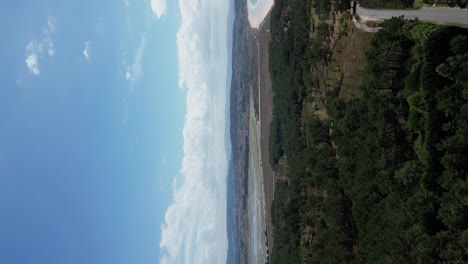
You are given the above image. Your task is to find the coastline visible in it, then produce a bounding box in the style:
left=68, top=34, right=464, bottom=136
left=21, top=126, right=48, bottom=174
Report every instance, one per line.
left=228, top=0, right=275, bottom=262
left=247, top=0, right=275, bottom=28
left=246, top=3, right=275, bottom=262
left=247, top=88, right=269, bottom=264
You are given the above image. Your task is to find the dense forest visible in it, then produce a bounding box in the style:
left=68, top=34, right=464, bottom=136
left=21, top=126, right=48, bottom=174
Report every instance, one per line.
left=268, top=0, right=468, bottom=263
left=359, top=0, right=468, bottom=8
left=359, top=0, right=415, bottom=8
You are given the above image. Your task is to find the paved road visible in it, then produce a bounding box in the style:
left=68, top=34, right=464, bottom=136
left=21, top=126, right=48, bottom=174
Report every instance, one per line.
left=356, top=4, right=468, bottom=26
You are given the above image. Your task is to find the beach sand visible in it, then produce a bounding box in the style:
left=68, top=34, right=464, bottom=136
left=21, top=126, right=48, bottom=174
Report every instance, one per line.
left=247, top=0, right=274, bottom=28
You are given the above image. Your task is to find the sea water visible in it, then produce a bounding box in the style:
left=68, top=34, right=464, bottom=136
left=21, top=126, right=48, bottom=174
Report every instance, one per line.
left=247, top=0, right=274, bottom=28
left=249, top=0, right=259, bottom=7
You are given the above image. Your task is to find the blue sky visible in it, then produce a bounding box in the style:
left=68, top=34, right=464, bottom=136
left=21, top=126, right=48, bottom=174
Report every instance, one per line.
left=0, top=0, right=203, bottom=263
left=0, top=0, right=234, bottom=263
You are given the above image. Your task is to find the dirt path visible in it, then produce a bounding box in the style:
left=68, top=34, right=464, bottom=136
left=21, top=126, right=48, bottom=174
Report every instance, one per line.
left=352, top=16, right=381, bottom=32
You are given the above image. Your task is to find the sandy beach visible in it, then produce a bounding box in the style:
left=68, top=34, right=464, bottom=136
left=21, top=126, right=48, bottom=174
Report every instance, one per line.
left=247, top=0, right=274, bottom=28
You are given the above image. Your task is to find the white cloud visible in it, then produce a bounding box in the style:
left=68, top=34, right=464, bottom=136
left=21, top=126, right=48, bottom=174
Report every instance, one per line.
left=124, top=0, right=131, bottom=26
left=83, top=41, right=92, bottom=61
left=125, top=67, right=131, bottom=80
left=24, top=17, right=56, bottom=76
left=47, top=17, right=55, bottom=34
left=47, top=41, right=55, bottom=56
left=44, top=17, right=55, bottom=56
left=151, top=0, right=167, bottom=18
left=126, top=35, right=146, bottom=88
left=159, top=1, right=231, bottom=264
left=25, top=51, right=40, bottom=76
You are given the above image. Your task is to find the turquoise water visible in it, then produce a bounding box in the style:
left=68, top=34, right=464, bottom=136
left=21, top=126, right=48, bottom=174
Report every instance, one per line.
left=250, top=0, right=259, bottom=6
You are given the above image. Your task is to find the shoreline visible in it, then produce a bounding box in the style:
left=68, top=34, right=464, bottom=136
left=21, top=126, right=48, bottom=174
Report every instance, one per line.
left=247, top=0, right=274, bottom=28
left=246, top=7, right=275, bottom=260
left=228, top=0, right=276, bottom=262
left=247, top=88, right=269, bottom=264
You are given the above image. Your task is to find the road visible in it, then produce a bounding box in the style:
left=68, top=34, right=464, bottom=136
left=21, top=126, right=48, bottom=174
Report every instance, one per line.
left=356, top=4, right=468, bottom=27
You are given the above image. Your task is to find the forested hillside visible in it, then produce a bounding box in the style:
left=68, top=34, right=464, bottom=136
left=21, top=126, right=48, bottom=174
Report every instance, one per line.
left=359, top=0, right=415, bottom=8
left=269, top=0, right=468, bottom=263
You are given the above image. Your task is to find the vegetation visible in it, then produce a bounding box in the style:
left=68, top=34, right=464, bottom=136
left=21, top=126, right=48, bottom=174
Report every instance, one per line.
left=359, top=0, right=415, bottom=8
left=268, top=0, right=468, bottom=262
left=269, top=0, right=355, bottom=262
left=426, top=0, right=468, bottom=8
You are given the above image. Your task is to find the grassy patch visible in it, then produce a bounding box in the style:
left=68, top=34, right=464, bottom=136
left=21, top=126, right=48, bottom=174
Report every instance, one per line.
left=323, top=22, right=373, bottom=100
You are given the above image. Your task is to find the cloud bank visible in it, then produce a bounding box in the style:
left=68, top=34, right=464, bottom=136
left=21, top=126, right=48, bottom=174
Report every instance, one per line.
left=25, top=17, right=56, bottom=76
left=151, top=0, right=167, bottom=18
left=159, top=0, right=231, bottom=263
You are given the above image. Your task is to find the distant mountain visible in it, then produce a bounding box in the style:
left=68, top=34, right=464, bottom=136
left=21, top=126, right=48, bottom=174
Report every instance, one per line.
left=227, top=0, right=251, bottom=263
